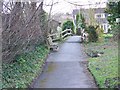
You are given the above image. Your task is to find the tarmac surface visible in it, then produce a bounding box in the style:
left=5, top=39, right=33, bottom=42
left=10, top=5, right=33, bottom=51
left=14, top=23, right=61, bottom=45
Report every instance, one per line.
left=32, top=36, right=97, bottom=88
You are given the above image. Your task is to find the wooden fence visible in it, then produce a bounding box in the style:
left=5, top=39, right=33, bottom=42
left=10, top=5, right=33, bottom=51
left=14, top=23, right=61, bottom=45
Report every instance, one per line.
left=48, top=29, right=72, bottom=42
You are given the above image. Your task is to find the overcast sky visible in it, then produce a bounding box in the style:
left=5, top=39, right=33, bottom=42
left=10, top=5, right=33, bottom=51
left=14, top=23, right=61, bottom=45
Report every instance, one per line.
left=43, top=0, right=108, bottom=15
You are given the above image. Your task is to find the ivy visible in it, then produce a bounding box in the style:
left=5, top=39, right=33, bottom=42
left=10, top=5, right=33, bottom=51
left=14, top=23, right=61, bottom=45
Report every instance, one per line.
left=2, top=45, right=49, bottom=88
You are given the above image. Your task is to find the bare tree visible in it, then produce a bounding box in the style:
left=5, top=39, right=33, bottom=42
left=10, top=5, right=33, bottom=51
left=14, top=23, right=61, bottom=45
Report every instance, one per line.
left=44, top=0, right=59, bottom=32
left=2, top=0, right=48, bottom=63
left=1, top=0, right=60, bottom=63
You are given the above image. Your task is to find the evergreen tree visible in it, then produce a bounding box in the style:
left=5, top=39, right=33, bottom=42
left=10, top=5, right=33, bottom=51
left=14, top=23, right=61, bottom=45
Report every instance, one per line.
left=105, top=1, right=120, bottom=39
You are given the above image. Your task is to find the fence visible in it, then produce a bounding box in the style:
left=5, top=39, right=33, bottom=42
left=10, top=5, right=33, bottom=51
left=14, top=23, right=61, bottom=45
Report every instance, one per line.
left=48, top=29, right=72, bottom=42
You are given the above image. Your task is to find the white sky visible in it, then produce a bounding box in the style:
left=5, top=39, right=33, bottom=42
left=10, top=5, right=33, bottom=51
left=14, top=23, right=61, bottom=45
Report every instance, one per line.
left=43, top=0, right=108, bottom=15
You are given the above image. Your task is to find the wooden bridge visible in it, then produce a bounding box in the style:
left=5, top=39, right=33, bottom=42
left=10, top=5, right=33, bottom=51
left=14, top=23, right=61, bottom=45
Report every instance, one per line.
left=48, top=29, right=73, bottom=42
left=47, top=29, right=73, bottom=51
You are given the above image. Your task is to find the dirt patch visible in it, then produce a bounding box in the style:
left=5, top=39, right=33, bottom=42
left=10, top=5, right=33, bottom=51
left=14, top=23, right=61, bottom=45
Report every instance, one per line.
left=46, top=62, right=57, bottom=73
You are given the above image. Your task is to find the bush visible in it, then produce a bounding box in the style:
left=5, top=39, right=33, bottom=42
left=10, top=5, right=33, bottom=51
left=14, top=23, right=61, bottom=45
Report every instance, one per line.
left=96, top=26, right=104, bottom=42
left=86, top=25, right=98, bottom=42
left=62, top=20, right=74, bottom=33
left=2, top=45, right=49, bottom=88
left=103, top=34, right=113, bottom=38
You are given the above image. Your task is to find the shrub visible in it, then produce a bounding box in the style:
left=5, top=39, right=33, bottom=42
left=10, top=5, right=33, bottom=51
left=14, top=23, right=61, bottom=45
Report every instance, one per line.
left=86, top=25, right=98, bottom=42
left=62, top=20, right=74, bottom=33
left=2, top=45, right=49, bottom=88
left=96, top=26, right=104, bottom=42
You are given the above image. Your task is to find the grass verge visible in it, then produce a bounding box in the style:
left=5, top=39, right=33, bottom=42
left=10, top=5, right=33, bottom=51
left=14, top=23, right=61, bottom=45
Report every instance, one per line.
left=2, top=44, right=49, bottom=88
left=84, top=40, right=119, bottom=88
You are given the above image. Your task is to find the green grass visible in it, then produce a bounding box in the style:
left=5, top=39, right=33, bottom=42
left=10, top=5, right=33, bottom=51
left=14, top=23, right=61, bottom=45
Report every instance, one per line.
left=2, top=44, right=49, bottom=88
left=84, top=40, right=119, bottom=88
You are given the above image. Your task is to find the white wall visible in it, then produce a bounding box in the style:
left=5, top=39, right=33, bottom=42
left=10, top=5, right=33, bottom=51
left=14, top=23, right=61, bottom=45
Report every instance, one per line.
left=102, top=23, right=108, bottom=33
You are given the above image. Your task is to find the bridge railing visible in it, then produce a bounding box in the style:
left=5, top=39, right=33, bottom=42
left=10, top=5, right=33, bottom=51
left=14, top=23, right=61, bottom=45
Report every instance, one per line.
left=48, top=29, right=72, bottom=42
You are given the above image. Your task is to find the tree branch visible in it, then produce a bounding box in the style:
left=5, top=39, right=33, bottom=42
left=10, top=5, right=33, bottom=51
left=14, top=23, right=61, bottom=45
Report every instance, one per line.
left=3, top=3, right=12, bottom=11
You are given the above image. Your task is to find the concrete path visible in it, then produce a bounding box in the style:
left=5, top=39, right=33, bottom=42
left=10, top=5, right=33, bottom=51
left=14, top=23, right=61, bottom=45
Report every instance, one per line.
left=32, top=36, right=97, bottom=88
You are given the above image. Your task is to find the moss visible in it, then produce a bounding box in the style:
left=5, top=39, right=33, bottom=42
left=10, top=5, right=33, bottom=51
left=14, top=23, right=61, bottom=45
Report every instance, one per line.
left=46, top=62, right=56, bottom=73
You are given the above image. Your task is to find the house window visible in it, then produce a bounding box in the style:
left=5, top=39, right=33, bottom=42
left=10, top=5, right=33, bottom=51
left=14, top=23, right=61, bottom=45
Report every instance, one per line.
left=97, top=14, right=101, bottom=18
left=102, top=14, right=105, bottom=18
left=95, top=14, right=101, bottom=18
left=105, top=14, right=108, bottom=18
left=103, top=24, right=106, bottom=31
left=95, top=13, right=105, bottom=18
left=102, top=24, right=108, bottom=33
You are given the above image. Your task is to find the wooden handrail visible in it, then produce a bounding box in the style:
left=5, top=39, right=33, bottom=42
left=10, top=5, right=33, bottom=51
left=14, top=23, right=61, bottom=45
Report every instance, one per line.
left=61, top=29, right=72, bottom=34
left=48, top=29, right=72, bottom=42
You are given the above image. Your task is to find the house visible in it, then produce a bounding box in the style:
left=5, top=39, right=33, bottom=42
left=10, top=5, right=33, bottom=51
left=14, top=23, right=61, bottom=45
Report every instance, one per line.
left=73, top=8, right=109, bottom=33
left=94, top=8, right=109, bottom=33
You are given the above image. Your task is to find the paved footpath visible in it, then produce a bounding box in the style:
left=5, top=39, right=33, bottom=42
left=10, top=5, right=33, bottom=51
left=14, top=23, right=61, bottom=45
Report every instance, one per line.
left=32, top=36, right=97, bottom=88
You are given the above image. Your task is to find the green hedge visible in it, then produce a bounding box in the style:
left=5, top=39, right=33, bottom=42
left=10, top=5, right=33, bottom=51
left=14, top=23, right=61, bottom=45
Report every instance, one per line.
left=62, top=20, right=74, bottom=33
left=2, top=45, right=49, bottom=88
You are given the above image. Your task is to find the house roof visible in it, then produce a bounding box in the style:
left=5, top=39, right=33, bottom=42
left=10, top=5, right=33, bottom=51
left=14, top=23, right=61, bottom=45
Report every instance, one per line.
left=73, top=8, right=106, bottom=15
left=94, top=8, right=106, bottom=13
left=72, top=8, right=108, bottom=24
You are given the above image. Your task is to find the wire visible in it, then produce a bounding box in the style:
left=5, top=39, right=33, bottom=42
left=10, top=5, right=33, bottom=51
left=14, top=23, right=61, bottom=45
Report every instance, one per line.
left=64, top=0, right=107, bottom=7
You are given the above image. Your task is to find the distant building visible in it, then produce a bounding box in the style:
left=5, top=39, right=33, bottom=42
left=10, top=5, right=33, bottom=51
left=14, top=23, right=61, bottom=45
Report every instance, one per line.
left=73, top=8, right=109, bottom=33
left=94, top=8, right=109, bottom=33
